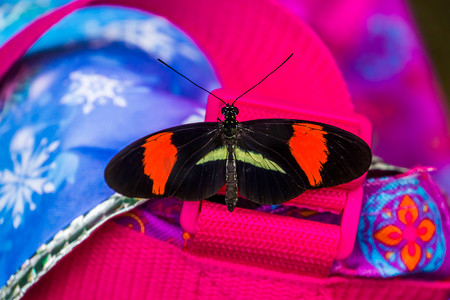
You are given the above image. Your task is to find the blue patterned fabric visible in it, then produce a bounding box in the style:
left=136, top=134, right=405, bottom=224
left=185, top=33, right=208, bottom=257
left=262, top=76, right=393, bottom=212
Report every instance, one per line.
left=0, top=2, right=219, bottom=286
left=331, top=170, right=450, bottom=278
left=358, top=175, right=446, bottom=277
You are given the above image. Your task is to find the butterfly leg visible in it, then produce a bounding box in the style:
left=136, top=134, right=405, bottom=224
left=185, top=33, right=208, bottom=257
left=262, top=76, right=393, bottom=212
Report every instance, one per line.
left=225, top=144, right=238, bottom=212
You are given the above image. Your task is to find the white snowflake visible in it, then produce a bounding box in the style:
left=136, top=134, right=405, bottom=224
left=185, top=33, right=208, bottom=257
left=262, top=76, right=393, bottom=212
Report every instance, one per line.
left=85, top=17, right=200, bottom=62
left=0, top=127, right=59, bottom=228
left=61, top=71, right=127, bottom=114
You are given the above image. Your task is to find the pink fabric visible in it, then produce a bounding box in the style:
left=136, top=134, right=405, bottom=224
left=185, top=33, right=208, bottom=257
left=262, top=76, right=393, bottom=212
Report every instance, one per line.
left=23, top=222, right=450, bottom=300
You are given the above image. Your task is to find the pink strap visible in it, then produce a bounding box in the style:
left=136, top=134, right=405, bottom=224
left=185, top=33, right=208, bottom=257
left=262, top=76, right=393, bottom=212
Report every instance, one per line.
left=22, top=222, right=450, bottom=300
left=188, top=202, right=340, bottom=277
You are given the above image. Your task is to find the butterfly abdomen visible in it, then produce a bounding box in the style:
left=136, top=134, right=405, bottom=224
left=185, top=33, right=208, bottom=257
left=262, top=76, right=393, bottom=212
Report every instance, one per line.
left=225, top=143, right=238, bottom=212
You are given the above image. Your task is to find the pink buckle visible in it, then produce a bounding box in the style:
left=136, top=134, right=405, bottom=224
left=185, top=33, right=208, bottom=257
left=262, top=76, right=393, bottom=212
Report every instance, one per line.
left=181, top=89, right=372, bottom=260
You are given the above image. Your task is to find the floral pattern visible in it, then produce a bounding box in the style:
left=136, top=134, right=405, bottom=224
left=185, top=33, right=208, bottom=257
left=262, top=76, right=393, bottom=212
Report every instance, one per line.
left=358, top=176, right=446, bottom=276
left=373, top=195, right=436, bottom=271
left=0, top=127, right=59, bottom=228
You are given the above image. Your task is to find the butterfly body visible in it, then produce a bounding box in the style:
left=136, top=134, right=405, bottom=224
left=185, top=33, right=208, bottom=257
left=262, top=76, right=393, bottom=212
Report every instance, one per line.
left=105, top=103, right=372, bottom=212
left=221, top=105, right=241, bottom=211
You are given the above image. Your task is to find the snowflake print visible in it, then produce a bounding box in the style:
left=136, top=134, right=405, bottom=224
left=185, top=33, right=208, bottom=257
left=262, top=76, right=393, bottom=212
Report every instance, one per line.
left=61, top=71, right=127, bottom=114
left=0, top=127, right=59, bottom=228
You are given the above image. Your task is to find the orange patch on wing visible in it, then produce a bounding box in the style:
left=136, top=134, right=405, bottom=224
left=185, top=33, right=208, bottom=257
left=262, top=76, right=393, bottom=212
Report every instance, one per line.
left=142, top=132, right=177, bottom=195
left=288, top=124, right=329, bottom=186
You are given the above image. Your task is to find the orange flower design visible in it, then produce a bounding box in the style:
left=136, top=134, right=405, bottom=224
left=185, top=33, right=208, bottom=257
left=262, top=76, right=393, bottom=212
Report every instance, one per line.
left=374, top=195, right=436, bottom=271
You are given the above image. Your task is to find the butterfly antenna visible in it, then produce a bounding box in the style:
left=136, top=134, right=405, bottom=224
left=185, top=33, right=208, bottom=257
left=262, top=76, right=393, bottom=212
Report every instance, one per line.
left=157, top=59, right=228, bottom=106
left=232, top=53, right=294, bottom=105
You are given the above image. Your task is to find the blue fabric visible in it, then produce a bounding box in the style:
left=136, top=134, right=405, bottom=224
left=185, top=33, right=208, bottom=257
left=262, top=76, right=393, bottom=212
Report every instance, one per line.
left=0, top=3, right=220, bottom=286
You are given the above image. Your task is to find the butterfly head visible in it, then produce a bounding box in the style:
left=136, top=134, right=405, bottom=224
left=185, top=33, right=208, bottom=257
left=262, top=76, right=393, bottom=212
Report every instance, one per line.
left=221, top=104, right=239, bottom=119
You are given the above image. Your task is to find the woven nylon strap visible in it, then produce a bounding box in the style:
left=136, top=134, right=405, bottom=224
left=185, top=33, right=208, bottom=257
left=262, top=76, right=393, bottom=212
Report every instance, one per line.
left=188, top=202, right=340, bottom=277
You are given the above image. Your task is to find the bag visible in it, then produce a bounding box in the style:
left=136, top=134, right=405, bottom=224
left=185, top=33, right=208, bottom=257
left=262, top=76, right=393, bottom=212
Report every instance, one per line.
left=1, top=0, right=449, bottom=299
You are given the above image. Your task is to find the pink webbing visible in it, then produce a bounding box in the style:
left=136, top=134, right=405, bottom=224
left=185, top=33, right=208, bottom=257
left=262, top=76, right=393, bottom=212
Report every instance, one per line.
left=23, top=223, right=450, bottom=300
left=188, top=201, right=340, bottom=277
left=288, top=188, right=348, bottom=214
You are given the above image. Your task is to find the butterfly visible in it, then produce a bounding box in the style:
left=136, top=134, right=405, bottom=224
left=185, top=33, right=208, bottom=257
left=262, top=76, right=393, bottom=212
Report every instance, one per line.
left=104, top=54, right=372, bottom=212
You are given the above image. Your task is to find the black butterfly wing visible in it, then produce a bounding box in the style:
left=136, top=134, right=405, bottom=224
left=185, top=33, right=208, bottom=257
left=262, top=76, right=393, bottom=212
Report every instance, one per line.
left=236, top=119, right=372, bottom=205
left=104, top=122, right=226, bottom=201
